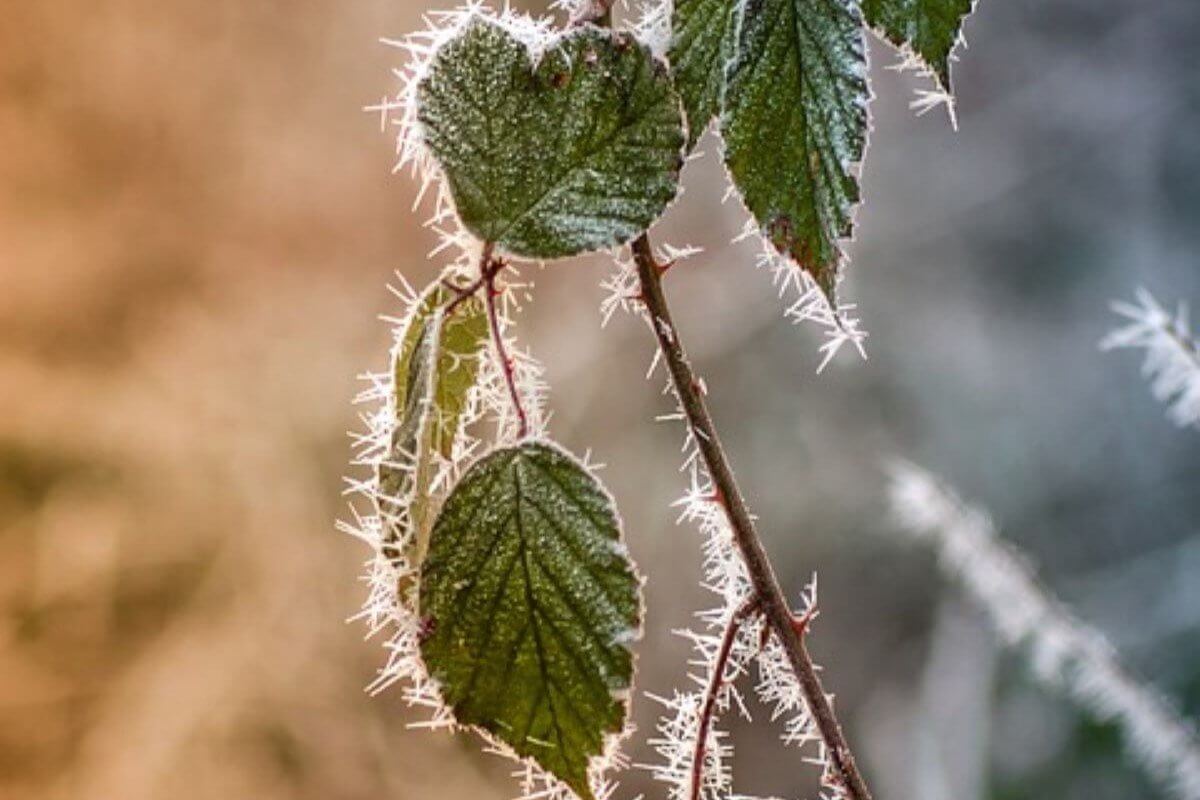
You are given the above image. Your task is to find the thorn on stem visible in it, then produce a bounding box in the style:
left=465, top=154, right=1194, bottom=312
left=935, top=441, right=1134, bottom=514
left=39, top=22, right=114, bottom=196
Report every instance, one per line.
left=791, top=605, right=818, bottom=638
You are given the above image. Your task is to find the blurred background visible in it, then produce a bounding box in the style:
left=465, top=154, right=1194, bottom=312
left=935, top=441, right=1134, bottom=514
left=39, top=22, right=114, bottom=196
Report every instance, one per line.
left=1, top=0, right=1197, bottom=798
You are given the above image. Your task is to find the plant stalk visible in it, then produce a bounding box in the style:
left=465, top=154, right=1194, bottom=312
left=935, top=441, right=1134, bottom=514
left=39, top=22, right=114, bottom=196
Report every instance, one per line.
left=478, top=242, right=528, bottom=439
left=631, top=233, right=873, bottom=800
left=691, top=597, right=760, bottom=800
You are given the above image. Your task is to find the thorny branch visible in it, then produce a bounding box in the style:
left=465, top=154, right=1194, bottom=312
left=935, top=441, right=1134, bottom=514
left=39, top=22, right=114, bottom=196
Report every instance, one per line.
left=631, top=233, right=874, bottom=800
left=691, top=597, right=760, bottom=800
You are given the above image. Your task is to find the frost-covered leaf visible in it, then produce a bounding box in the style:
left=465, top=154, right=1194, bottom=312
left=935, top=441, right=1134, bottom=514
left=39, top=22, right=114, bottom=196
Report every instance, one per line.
left=722, top=0, right=868, bottom=299
left=393, top=283, right=488, bottom=459
left=378, top=311, right=439, bottom=560
left=420, top=441, right=641, bottom=799
left=863, top=0, right=974, bottom=89
left=670, top=0, right=738, bottom=149
left=379, top=282, right=487, bottom=564
left=418, top=19, right=685, bottom=258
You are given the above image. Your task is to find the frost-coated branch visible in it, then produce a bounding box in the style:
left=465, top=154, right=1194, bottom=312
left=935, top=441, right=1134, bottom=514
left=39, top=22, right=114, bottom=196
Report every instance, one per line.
left=691, top=597, right=760, bottom=800
left=889, top=462, right=1200, bottom=800
left=631, top=234, right=874, bottom=800
left=1102, top=287, right=1200, bottom=429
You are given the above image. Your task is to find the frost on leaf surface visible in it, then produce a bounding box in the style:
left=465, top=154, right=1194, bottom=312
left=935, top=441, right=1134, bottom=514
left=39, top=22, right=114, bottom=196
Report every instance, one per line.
left=378, top=281, right=487, bottom=566
left=670, top=0, right=738, bottom=150
left=419, top=441, right=641, bottom=800
left=722, top=0, right=868, bottom=300
left=863, top=0, right=973, bottom=90
left=417, top=19, right=685, bottom=259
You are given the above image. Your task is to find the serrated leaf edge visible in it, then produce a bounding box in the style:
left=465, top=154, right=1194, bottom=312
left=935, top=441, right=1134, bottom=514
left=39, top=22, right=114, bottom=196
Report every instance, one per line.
left=422, top=437, right=645, bottom=800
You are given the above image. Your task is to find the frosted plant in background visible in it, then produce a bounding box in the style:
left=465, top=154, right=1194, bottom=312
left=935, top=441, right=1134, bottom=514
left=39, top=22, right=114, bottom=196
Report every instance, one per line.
left=1102, top=288, right=1200, bottom=429
left=343, top=0, right=988, bottom=797
left=888, top=462, right=1200, bottom=800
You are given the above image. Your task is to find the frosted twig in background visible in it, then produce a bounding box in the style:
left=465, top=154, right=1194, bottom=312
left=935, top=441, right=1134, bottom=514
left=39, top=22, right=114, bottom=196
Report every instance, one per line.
left=912, top=598, right=995, bottom=800
left=888, top=462, right=1200, bottom=800
left=1102, top=288, right=1200, bottom=429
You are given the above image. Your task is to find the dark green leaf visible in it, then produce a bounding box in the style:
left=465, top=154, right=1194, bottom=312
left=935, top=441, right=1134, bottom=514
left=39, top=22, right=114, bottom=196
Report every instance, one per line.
left=418, top=19, right=685, bottom=258
left=722, top=0, right=868, bottom=299
left=863, top=0, right=974, bottom=90
left=420, top=442, right=641, bottom=799
left=670, top=0, right=739, bottom=150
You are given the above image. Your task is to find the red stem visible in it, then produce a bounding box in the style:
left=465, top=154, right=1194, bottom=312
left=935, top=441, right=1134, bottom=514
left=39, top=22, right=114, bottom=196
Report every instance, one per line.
left=691, top=597, right=760, bottom=800
left=478, top=243, right=528, bottom=439
left=631, top=233, right=873, bottom=800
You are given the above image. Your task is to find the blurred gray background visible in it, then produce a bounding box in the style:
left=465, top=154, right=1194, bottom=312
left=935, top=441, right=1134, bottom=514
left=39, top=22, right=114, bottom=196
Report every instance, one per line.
left=0, top=0, right=1197, bottom=798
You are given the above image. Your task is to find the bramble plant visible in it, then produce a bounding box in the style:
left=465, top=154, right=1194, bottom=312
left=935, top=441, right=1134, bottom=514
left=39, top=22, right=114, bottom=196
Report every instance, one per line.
left=346, top=1, right=979, bottom=799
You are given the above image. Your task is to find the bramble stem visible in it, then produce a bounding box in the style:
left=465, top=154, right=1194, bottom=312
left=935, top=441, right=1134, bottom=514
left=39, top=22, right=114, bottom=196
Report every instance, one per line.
left=631, top=234, right=873, bottom=800
left=478, top=243, right=528, bottom=439
left=691, top=596, right=759, bottom=800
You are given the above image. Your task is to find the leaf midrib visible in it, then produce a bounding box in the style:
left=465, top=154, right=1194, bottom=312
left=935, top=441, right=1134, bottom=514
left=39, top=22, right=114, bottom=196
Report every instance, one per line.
left=512, top=460, right=575, bottom=790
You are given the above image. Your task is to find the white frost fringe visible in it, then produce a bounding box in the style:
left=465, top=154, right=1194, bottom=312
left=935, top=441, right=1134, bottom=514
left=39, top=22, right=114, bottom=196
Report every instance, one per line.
left=1102, top=288, right=1200, bottom=430
left=880, top=38, right=958, bottom=129
left=347, top=6, right=625, bottom=800
left=601, top=233, right=868, bottom=375
left=888, top=462, right=1200, bottom=800
left=733, top=220, right=869, bottom=373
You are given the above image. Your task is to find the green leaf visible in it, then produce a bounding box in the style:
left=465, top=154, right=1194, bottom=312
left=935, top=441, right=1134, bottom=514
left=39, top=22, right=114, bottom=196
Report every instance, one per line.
left=722, top=0, right=869, bottom=299
left=863, top=0, right=973, bottom=90
left=420, top=442, right=641, bottom=799
left=418, top=19, right=685, bottom=258
left=670, top=0, right=739, bottom=150
left=392, top=282, right=488, bottom=459
left=378, top=307, right=440, bottom=560
left=379, top=281, right=487, bottom=564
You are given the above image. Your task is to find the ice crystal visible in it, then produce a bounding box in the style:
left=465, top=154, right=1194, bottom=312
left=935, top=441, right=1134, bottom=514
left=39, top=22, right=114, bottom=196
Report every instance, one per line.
left=877, top=19, right=966, bottom=130
left=734, top=220, right=869, bottom=372
left=1101, top=288, right=1200, bottom=430
left=503, top=721, right=636, bottom=800
left=889, top=462, right=1200, bottom=800
left=599, top=242, right=703, bottom=329
left=628, top=0, right=673, bottom=60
